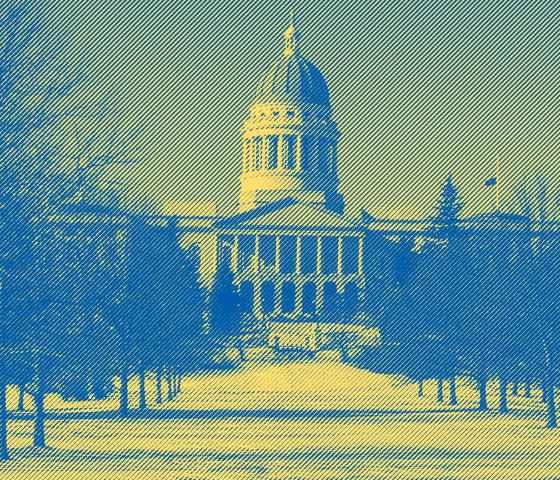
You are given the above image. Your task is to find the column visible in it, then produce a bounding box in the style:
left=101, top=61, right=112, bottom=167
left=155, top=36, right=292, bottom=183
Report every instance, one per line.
left=296, top=136, right=303, bottom=171
left=255, top=138, right=262, bottom=170
left=242, top=141, right=249, bottom=172
left=278, top=135, right=285, bottom=170
left=263, top=137, right=269, bottom=169
left=296, top=236, right=302, bottom=274
left=317, top=236, right=322, bottom=274
left=250, top=139, right=256, bottom=171
left=254, top=235, right=260, bottom=272
left=312, top=138, right=320, bottom=170
left=358, top=237, right=364, bottom=275
left=337, top=237, right=343, bottom=274
left=232, top=235, right=239, bottom=273
left=275, top=236, right=281, bottom=273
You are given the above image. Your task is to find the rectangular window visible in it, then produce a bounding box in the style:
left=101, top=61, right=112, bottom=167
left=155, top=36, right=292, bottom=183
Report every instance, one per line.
left=238, top=235, right=256, bottom=271
left=342, top=237, right=359, bottom=274
left=319, top=139, right=330, bottom=172
left=300, top=236, right=318, bottom=274
left=321, top=236, right=338, bottom=274
left=280, top=236, right=297, bottom=273
left=259, top=235, right=276, bottom=270
left=268, top=137, right=278, bottom=169
left=301, top=137, right=311, bottom=170
left=255, top=138, right=262, bottom=170
left=285, top=136, right=296, bottom=169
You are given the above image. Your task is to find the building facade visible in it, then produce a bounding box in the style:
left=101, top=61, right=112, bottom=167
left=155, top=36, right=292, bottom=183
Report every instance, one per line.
left=173, top=21, right=377, bottom=347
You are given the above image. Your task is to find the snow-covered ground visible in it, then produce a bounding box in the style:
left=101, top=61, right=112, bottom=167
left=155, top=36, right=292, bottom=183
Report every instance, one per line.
left=2, top=360, right=559, bottom=479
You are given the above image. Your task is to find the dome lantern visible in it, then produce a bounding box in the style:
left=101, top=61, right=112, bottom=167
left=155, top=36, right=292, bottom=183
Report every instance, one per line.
left=283, top=12, right=299, bottom=57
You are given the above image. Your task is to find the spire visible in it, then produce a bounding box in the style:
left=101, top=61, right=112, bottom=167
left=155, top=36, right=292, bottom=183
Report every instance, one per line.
left=283, top=11, right=299, bottom=57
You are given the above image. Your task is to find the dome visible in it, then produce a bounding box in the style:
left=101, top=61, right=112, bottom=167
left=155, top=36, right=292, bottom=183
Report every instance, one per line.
left=253, top=21, right=331, bottom=107
left=254, top=53, right=331, bottom=107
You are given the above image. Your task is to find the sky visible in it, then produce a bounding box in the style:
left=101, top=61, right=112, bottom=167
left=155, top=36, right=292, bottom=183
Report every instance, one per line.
left=32, top=0, right=560, bottom=218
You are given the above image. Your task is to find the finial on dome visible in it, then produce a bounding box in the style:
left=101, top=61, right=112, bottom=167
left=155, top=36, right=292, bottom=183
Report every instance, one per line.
left=283, top=10, right=299, bottom=57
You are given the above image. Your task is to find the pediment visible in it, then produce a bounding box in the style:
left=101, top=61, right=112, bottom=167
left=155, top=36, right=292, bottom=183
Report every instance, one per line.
left=217, top=199, right=364, bottom=233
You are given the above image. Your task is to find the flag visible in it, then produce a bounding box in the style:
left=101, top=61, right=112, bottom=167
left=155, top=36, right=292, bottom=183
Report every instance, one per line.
left=485, top=177, right=497, bottom=187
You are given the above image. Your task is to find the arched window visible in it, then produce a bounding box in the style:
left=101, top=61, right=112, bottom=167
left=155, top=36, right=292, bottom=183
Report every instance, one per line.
left=302, top=282, right=317, bottom=314
left=261, top=281, right=275, bottom=314
left=342, top=283, right=360, bottom=319
left=239, top=281, right=254, bottom=314
left=323, top=282, right=339, bottom=314
left=281, top=282, right=296, bottom=313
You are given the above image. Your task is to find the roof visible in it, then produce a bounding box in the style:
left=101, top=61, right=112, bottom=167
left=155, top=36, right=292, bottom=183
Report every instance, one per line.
left=216, top=198, right=365, bottom=233
left=254, top=53, right=331, bottom=107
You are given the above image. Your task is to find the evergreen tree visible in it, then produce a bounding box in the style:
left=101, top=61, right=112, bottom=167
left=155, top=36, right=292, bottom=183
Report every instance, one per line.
left=431, top=176, right=464, bottom=234
left=209, top=264, right=242, bottom=339
left=156, top=223, right=205, bottom=401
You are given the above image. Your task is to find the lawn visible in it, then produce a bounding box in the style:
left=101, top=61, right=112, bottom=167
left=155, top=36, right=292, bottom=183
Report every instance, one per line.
left=1, top=360, right=559, bottom=479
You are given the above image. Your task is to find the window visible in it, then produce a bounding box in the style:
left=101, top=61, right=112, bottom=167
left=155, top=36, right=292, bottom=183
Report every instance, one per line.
left=281, top=282, right=296, bottom=313
left=302, top=282, right=317, bottom=314
left=321, top=236, right=338, bottom=274
left=342, top=237, right=359, bottom=274
left=268, top=136, right=278, bottom=169
left=319, top=138, right=330, bottom=172
left=261, top=281, right=275, bottom=314
left=301, top=137, right=311, bottom=170
left=300, top=236, right=318, bottom=274
left=280, top=236, right=297, bottom=273
left=285, top=136, right=296, bottom=169
left=259, top=235, right=276, bottom=270
left=255, top=138, right=262, bottom=170
left=323, top=282, right=339, bottom=317
left=329, top=143, right=337, bottom=174
left=240, top=281, right=254, bottom=313
left=342, top=283, right=360, bottom=318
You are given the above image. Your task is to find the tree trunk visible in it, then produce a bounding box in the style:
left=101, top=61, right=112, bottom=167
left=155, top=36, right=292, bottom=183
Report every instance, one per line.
left=449, top=376, right=458, bottom=406
left=138, top=365, right=147, bottom=410
left=33, top=356, right=46, bottom=448
left=478, top=370, right=488, bottom=411
left=525, top=381, right=532, bottom=398
left=541, top=378, right=548, bottom=404
left=437, top=377, right=444, bottom=403
left=177, top=375, right=182, bottom=394
left=499, top=376, right=509, bottom=414
left=17, top=384, right=25, bottom=412
left=166, top=368, right=173, bottom=401
left=543, top=368, right=557, bottom=429
left=86, top=366, right=95, bottom=401
left=156, top=366, right=163, bottom=404
left=0, top=382, right=8, bottom=461
left=119, top=362, right=129, bottom=418
left=417, top=380, right=424, bottom=398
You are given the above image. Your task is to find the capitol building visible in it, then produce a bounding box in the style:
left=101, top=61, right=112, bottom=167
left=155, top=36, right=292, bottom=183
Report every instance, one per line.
left=57, top=20, right=557, bottom=351
left=174, top=21, right=382, bottom=348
